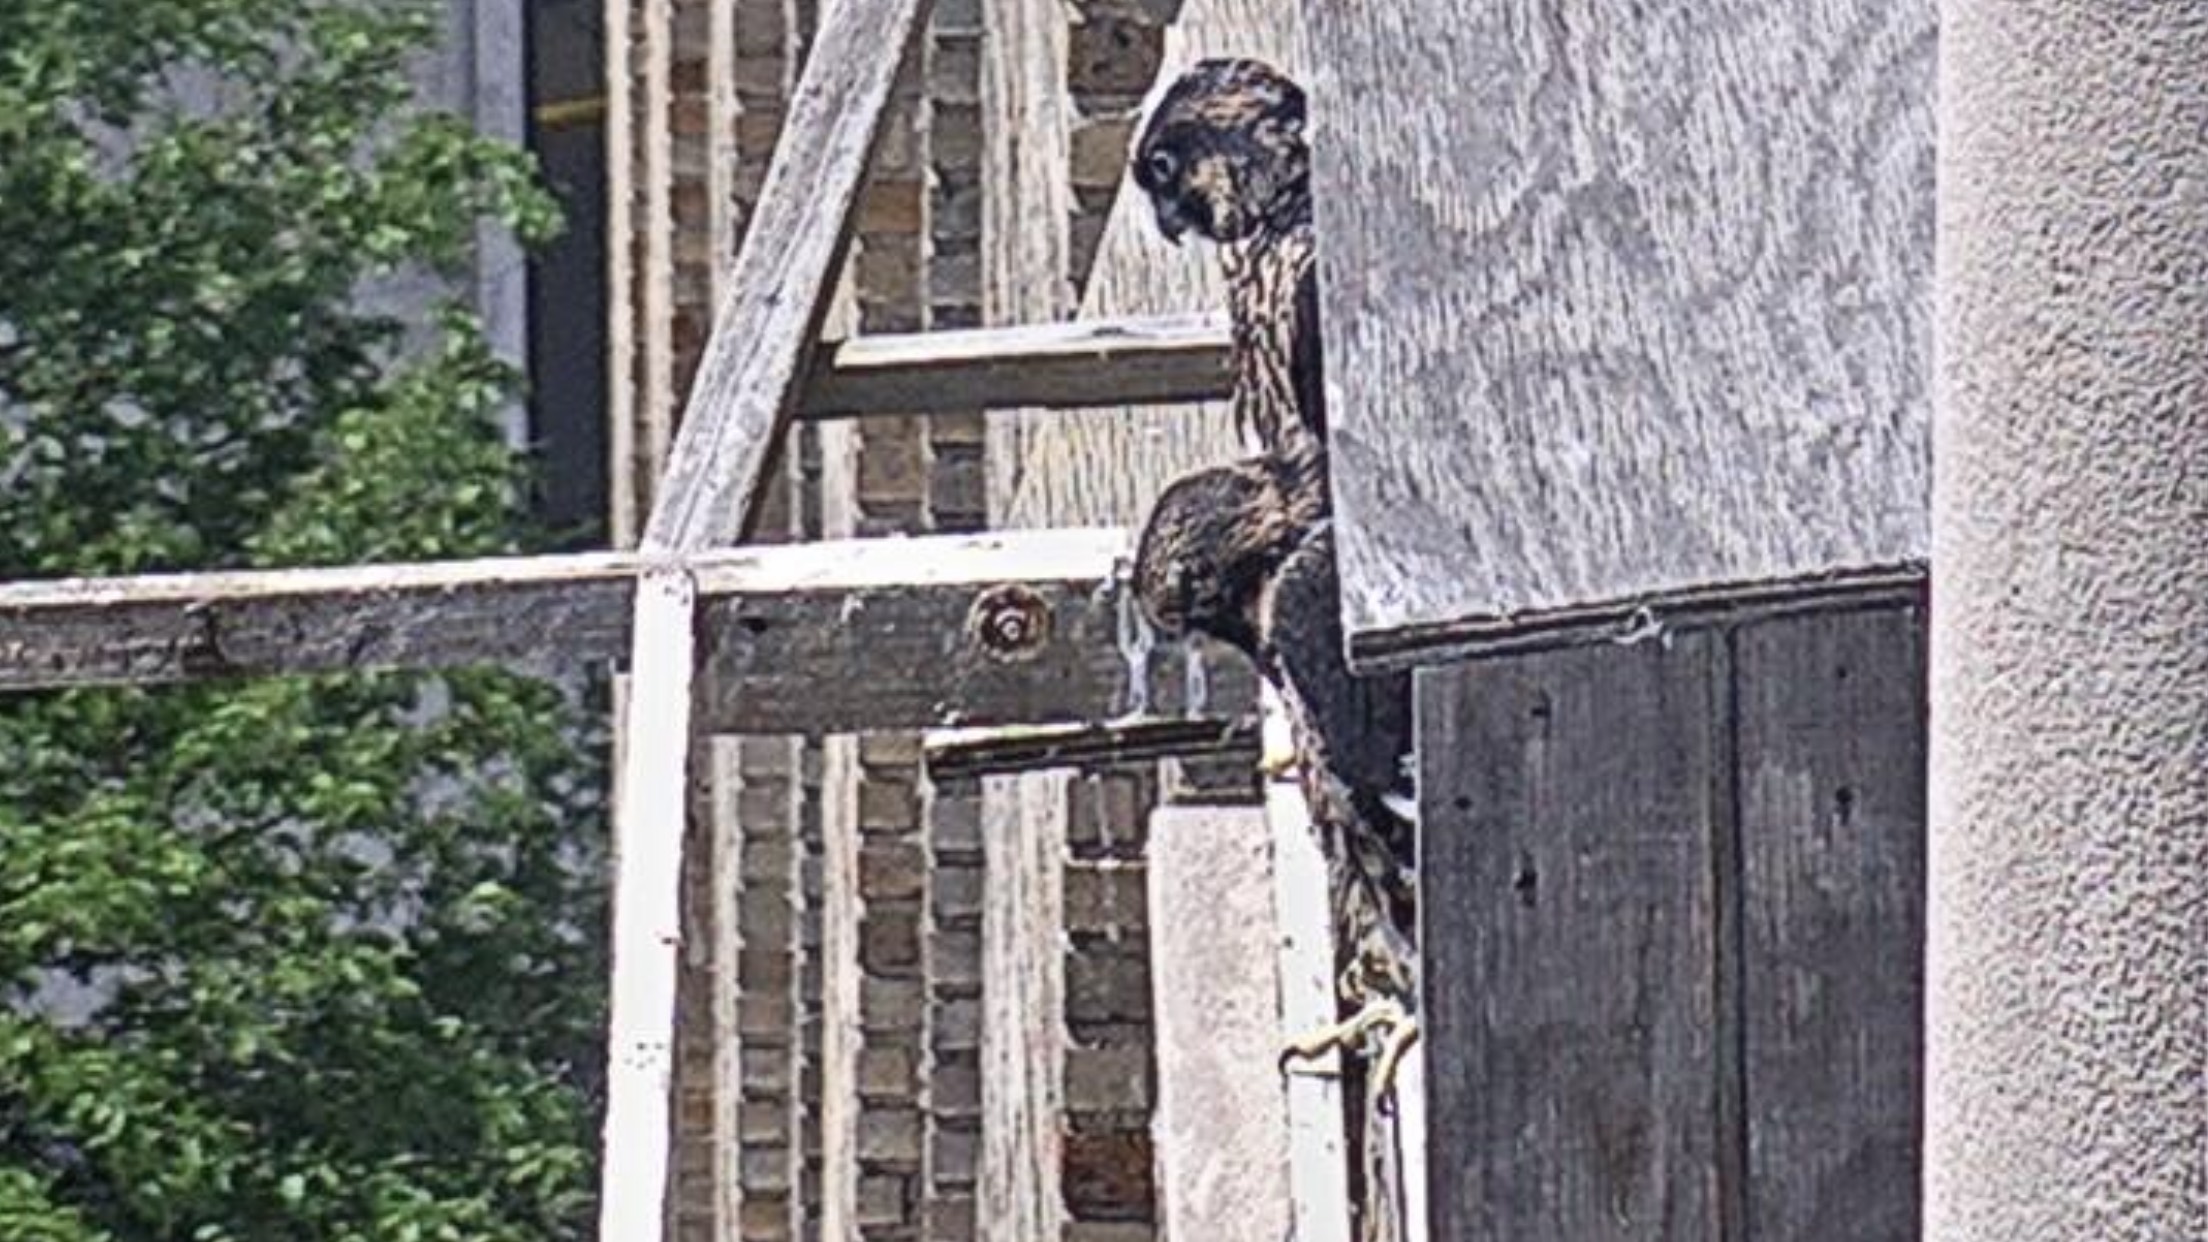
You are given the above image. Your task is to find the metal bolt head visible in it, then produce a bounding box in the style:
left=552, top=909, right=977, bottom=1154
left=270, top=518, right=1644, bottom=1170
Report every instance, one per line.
left=968, top=584, right=1052, bottom=662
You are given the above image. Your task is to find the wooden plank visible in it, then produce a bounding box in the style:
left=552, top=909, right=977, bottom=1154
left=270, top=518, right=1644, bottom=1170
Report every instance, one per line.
left=640, top=0, right=932, bottom=551
left=799, top=315, right=1233, bottom=419
left=0, top=552, right=642, bottom=690
left=603, top=0, right=642, bottom=547
left=1305, top=0, right=1936, bottom=667
left=0, top=531, right=1193, bottom=734
left=694, top=543, right=1193, bottom=734
left=1734, top=606, right=1925, bottom=1242
left=1265, top=694, right=1354, bottom=1242
left=1416, top=638, right=1723, bottom=1242
left=921, top=715, right=1256, bottom=779
left=1392, top=1042, right=1429, bottom=1242
left=598, top=568, right=700, bottom=1242
left=977, top=770, right=1072, bottom=1241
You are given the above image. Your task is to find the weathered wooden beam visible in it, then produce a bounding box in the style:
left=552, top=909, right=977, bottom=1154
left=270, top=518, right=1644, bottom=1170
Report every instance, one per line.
left=0, top=552, right=642, bottom=690
left=0, top=530, right=1190, bottom=733
left=693, top=530, right=1190, bottom=733
left=800, top=314, right=1233, bottom=419
left=639, top=0, right=933, bottom=551
left=920, top=714, right=1255, bottom=780
left=1266, top=689, right=1354, bottom=1242
left=598, top=569, right=700, bottom=1242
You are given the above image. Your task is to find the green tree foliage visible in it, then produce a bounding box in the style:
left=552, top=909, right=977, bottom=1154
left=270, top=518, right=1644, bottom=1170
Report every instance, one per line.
left=0, top=2, right=609, bottom=1238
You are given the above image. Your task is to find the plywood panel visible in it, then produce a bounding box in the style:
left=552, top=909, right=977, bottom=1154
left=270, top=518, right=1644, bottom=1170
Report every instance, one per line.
left=1306, top=0, right=1936, bottom=667
left=1735, top=608, right=1925, bottom=1242
left=1417, top=638, right=1724, bottom=1242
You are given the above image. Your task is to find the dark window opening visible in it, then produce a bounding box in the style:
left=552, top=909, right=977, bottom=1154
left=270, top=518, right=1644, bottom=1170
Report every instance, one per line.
left=526, top=0, right=608, bottom=547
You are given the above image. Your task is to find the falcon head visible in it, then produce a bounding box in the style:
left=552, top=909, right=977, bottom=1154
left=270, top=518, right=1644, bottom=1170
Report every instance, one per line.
left=1132, top=451, right=1327, bottom=665
left=1131, top=58, right=1309, bottom=246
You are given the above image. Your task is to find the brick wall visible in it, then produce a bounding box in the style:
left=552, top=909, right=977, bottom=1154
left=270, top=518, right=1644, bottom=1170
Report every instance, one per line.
left=924, top=777, right=986, bottom=1241
left=606, top=0, right=1212, bottom=1232
left=1061, top=771, right=1160, bottom=1242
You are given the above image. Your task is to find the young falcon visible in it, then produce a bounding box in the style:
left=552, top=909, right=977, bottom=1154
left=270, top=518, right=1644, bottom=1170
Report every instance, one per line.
left=1131, top=451, right=1420, bottom=1099
left=1131, top=58, right=1325, bottom=457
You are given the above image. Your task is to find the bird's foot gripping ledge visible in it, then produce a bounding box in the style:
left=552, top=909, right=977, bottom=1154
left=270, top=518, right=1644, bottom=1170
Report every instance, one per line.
left=1278, top=996, right=1421, bottom=1108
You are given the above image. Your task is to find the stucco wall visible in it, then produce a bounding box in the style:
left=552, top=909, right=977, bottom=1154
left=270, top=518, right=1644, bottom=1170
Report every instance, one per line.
left=1927, top=5, right=2208, bottom=1239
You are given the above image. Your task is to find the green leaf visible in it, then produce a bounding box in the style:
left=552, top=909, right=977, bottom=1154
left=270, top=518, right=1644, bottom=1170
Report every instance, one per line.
left=0, top=1, right=605, bottom=1236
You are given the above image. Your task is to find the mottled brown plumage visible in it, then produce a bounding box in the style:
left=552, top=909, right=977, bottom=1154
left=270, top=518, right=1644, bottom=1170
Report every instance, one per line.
left=1131, top=456, right=1416, bottom=978
left=1132, top=59, right=1325, bottom=458
left=1133, top=452, right=1418, bottom=1242
left=1131, top=447, right=1328, bottom=666
left=1262, top=525, right=1416, bottom=949
left=1132, top=60, right=1417, bottom=1242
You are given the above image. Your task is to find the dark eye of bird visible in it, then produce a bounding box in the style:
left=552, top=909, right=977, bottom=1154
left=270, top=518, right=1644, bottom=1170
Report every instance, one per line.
left=1145, top=149, right=1177, bottom=186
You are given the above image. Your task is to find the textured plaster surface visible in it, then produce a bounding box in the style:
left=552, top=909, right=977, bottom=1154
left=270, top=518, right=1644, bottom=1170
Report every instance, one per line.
left=1147, top=807, right=1292, bottom=1242
left=1928, top=4, right=2208, bottom=1238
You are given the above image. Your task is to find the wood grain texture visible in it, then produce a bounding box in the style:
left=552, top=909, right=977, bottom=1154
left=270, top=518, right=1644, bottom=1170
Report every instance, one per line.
left=1417, top=607, right=1930, bottom=1240
left=694, top=561, right=1194, bottom=733
left=1417, top=638, right=1724, bottom=1242
left=801, top=314, right=1233, bottom=419
left=977, top=770, right=1070, bottom=1242
left=0, top=531, right=1192, bottom=735
left=1305, top=0, right=1937, bottom=666
left=1735, top=607, right=1924, bottom=1242
left=640, top=0, right=931, bottom=550
left=1147, top=804, right=1296, bottom=1242
left=0, top=552, right=640, bottom=690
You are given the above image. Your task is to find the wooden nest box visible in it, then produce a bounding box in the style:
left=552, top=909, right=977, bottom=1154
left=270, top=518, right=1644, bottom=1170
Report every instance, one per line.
left=1306, top=0, right=1936, bottom=1238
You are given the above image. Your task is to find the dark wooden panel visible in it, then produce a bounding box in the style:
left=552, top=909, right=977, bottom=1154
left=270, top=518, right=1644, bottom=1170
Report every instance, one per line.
left=1734, top=607, right=1925, bottom=1242
left=1304, top=0, right=1936, bottom=667
left=1417, top=636, right=1724, bottom=1242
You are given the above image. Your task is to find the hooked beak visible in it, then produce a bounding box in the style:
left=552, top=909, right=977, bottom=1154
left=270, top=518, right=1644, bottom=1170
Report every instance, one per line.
left=1153, top=198, right=1190, bottom=246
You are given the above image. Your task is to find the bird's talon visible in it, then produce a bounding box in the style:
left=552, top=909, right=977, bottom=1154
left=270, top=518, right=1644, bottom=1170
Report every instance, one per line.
left=1258, top=737, right=1299, bottom=782
left=1368, top=1013, right=1421, bottom=1111
left=1279, top=998, right=1414, bottom=1080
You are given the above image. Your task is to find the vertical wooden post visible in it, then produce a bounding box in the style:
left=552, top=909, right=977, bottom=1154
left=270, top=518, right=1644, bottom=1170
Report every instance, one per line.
left=600, top=567, right=704, bottom=1240
left=1929, top=4, right=2208, bottom=1238
left=1263, top=696, right=1354, bottom=1242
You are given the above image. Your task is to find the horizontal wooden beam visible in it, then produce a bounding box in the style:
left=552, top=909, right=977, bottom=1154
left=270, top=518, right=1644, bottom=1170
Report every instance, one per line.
left=1346, top=566, right=1929, bottom=673
left=0, top=552, right=642, bottom=689
left=922, top=714, right=1258, bottom=779
left=800, top=314, right=1234, bottom=418
left=693, top=529, right=1195, bottom=733
left=0, top=530, right=1194, bottom=732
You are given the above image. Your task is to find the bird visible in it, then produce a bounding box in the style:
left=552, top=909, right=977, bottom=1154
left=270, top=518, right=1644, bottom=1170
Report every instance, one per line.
left=1131, top=58, right=1326, bottom=458
left=1131, top=451, right=1420, bottom=1104
left=1132, top=63, right=1415, bottom=1231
